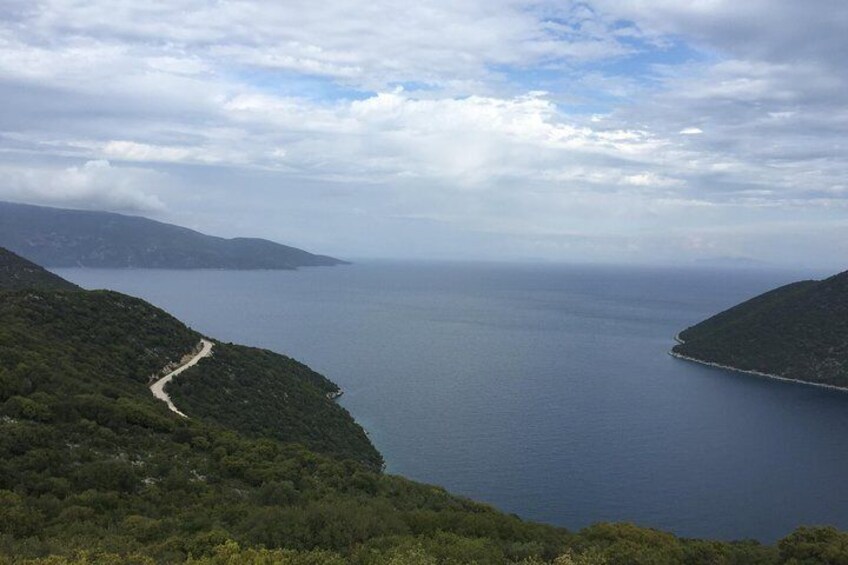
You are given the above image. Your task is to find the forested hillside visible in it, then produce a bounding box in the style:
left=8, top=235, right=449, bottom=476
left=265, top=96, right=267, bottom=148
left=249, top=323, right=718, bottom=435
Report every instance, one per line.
left=674, top=270, right=848, bottom=387
left=0, top=248, right=79, bottom=291
left=169, top=344, right=382, bottom=470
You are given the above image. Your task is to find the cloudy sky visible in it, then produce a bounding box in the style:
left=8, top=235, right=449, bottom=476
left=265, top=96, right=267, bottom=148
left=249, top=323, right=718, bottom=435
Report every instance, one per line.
left=1, top=1, right=847, bottom=267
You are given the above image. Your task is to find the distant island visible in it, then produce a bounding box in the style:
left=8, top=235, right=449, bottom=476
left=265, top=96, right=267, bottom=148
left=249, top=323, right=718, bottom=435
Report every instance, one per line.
left=672, top=269, right=848, bottom=389
left=0, top=201, right=348, bottom=269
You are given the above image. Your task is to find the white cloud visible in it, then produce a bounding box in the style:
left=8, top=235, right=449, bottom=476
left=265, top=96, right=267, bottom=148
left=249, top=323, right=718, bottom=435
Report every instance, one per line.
left=0, top=0, right=846, bottom=265
left=5, top=0, right=634, bottom=93
left=0, top=160, right=166, bottom=212
left=216, top=89, right=678, bottom=187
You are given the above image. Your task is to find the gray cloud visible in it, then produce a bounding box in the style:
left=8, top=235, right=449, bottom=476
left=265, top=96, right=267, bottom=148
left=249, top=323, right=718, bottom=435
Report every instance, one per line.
left=0, top=1, right=846, bottom=268
left=0, top=159, right=166, bottom=212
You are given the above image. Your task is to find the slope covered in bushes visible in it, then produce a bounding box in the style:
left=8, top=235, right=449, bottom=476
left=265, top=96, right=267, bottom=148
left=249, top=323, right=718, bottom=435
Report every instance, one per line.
left=674, top=270, right=848, bottom=387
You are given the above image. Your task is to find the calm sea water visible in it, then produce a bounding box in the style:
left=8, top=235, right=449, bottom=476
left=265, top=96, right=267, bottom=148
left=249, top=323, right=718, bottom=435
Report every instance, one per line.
left=56, top=261, right=848, bottom=542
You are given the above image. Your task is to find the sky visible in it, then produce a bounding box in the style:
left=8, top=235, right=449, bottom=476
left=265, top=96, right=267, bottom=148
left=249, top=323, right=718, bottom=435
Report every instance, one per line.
left=1, top=1, right=847, bottom=267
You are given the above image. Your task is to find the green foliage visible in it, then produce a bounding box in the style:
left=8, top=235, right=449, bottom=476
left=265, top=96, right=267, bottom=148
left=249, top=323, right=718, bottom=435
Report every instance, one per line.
left=0, top=248, right=79, bottom=291
left=169, top=343, right=382, bottom=469
left=0, top=491, right=44, bottom=537
left=779, top=527, right=848, bottom=564
left=186, top=540, right=347, bottom=564
left=674, top=272, right=848, bottom=386
left=0, top=289, right=199, bottom=399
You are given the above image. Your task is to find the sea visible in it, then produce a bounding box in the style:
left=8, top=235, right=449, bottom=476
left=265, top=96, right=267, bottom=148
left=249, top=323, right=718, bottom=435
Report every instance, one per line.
left=55, top=261, right=848, bottom=543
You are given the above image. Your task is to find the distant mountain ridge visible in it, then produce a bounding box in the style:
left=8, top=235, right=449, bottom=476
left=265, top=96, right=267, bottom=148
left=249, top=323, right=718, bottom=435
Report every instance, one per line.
left=0, top=201, right=347, bottom=269
left=672, top=269, right=848, bottom=388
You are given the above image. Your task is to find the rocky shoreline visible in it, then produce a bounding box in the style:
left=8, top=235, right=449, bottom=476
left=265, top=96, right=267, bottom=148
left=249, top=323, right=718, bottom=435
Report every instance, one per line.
left=670, top=335, right=848, bottom=393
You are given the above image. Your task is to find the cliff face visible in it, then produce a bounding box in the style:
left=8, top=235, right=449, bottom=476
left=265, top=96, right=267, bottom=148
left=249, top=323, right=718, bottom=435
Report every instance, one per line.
left=673, top=271, right=848, bottom=387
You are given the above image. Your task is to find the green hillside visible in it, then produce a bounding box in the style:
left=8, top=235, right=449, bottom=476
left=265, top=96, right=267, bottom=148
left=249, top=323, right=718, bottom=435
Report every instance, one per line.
left=673, top=271, right=848, bottom=387
left=0, top=201, right=346, bottom=270
left=0, top=249, right=845, bottom=563
left=169, top=344, right=382, bottom=470
left=0, top=248, right=79, bottom=291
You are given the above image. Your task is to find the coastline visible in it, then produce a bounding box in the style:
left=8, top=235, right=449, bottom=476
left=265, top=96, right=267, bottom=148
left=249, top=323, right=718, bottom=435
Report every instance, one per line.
left=669, top=335, right=848, bottom=394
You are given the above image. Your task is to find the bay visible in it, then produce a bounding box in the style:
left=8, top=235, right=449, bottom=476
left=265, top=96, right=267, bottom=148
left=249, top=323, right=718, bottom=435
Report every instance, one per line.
left=55, top=261, right=848, bottom=542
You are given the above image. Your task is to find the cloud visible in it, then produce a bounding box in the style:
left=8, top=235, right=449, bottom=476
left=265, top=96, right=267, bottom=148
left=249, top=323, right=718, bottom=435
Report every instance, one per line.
left=0, top=160, right=166, bottom=213
left=214, top=89, right=687, bottom=193
left=593, top=1, right=848, bottom=70
left=0, top=0, right=846, bottom=266
left=4, top=1, right=636, bottom=94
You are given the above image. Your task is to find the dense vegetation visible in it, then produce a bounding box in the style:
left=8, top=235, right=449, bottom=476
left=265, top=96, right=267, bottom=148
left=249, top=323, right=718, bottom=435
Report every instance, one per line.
left=0, top=201, right=346, bottom=269
left=169, top=344, right=383, bottom=470
left=0, top=249, right=79, bottom=291
left=0, top=283, right=379, bottom=468
left=1, top=250, right=847, bottom=563
left=673, top=270, right=848, bottom=387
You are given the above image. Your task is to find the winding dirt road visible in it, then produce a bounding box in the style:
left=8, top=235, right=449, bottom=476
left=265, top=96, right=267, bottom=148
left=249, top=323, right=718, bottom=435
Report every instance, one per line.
left=150, top=339, right=214, bottom=418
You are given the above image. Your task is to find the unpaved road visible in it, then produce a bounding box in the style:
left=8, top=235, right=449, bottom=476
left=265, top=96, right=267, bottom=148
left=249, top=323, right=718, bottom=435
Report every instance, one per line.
left=150, top=339, right=214, bottom=418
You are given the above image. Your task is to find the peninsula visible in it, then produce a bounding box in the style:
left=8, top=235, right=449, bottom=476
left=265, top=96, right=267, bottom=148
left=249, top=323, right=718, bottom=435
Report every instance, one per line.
left=672, top=269, right=848, bottom=388
left=0, top=201, right=347, bottom=269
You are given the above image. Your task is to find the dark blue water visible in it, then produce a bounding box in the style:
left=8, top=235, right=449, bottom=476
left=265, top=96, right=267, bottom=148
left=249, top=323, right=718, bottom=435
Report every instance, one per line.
left=55, top=261, right=848, bottom=542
